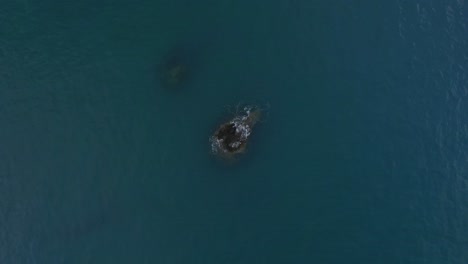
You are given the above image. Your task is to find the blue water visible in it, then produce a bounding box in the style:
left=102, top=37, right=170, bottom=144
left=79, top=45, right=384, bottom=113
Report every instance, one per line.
left=1, top=0, right=467, bottom=263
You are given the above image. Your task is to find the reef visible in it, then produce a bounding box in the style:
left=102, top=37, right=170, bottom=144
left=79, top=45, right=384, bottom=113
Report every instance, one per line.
left=159, top=53, right=189, bottom=88
left=210, top=105, right=261, bottom=159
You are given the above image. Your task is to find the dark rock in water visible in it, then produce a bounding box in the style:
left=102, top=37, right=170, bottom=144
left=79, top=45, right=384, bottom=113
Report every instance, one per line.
left=210, top=106, right=261, bottom=159
left=158, top=28, right=225, bottom=89
left=158, top=37, right=208, bottom=89
left=159, top=52, right=190, bottom=88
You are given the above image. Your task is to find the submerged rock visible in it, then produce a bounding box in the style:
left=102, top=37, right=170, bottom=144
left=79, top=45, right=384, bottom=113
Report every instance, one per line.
left=159, top=29, right=223, bottom=89
left=210, top=105, right=261, bottom=159
left=159, top=53, right=189, bottom=88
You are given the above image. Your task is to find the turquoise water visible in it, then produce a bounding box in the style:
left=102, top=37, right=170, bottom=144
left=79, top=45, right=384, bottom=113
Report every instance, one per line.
left=1, top=0, right=467, bottom=263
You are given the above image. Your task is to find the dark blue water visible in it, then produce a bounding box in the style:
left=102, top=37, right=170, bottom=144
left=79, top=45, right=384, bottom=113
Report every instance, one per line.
left=1, top=0, right=467, bottom=263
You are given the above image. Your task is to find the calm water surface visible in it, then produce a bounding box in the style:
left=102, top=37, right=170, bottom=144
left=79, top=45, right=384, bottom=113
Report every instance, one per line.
left=0, top=0, right=467, bottom=263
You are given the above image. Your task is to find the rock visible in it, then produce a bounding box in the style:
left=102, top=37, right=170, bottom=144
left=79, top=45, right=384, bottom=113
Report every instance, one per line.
left=159, top=53, right=189, bottom=88
left=210, top=105, right=261, bottom=159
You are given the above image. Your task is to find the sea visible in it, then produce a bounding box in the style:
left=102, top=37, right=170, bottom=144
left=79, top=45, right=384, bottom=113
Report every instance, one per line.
left=0, top=0, right=467, bottom=263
